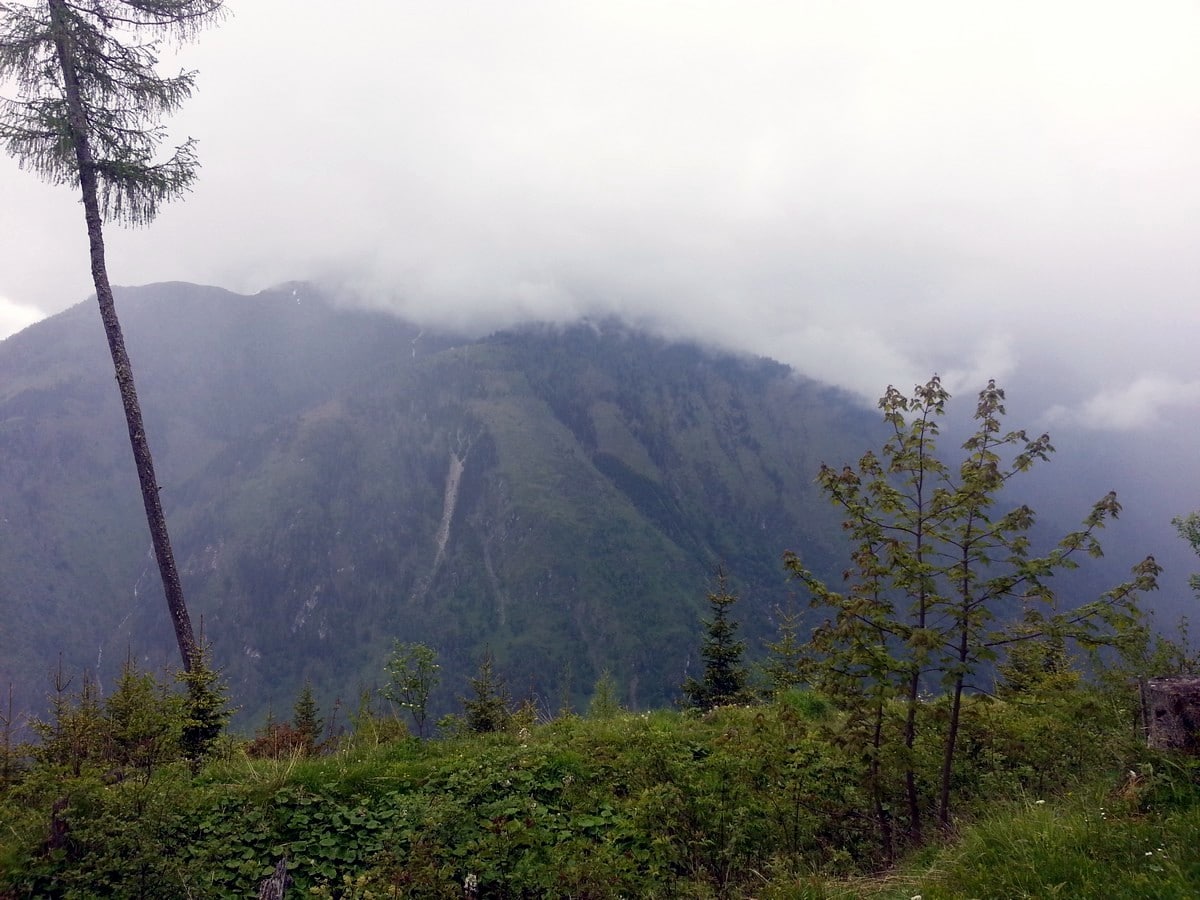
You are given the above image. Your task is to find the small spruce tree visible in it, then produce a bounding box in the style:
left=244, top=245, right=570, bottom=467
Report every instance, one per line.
left=462, top=651, right=512, bottom=734
left=32, top=662, right=104, bottom=777
left=761, top=604, right=808, bottom=695
left=588, top=670, right=622, bottom=720
left=997, top=618, right=1077, bottom=697
left=682, top=570, right=751, bottom=711
left=176, top=641, right=229, bottom=772
left=292, top=680, right=323, bottom=756
left=0, top=684, right=25, bottom=789
left=105, top=655, right=180, bottom=777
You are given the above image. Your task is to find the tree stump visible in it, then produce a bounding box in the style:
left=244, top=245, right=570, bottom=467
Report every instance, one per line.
left=1145, top=677, right=1200, bottom=753
left=258, top=857, right=291, bottom=900
left=46, top=796, right=70, bottom=853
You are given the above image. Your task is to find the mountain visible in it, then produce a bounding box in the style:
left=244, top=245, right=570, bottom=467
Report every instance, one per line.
left=0, top=282, right=880, bottom=723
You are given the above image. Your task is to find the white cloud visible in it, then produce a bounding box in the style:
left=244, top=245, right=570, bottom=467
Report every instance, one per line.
left=939, top=336, right=1017, bottom=399
left=0, top=293, right=45, bottom=341
left=1, top=0, right=1198, bottom=418
left=1043, top=375, right=1200, bottom=431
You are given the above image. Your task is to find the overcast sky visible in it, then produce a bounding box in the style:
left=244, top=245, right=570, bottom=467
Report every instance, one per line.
left=2, top=0, right=1199, bottom=430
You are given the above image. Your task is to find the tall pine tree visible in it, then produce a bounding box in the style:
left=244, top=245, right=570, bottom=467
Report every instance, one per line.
left=0, top=0, right=225, bottom=670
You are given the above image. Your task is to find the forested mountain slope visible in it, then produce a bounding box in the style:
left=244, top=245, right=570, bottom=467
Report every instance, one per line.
left=0, top=283, right=874, bottom=721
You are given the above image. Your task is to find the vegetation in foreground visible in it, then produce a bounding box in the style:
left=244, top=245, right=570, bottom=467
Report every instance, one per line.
left=1, top=670, right=1198, bottom=898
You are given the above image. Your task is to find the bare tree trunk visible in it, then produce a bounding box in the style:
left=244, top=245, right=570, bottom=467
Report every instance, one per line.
left=48, top=0, right=197, bottom=671
left=937, top=674, right=965, bottom=828
left=869, top=695, right=894, bottom=862
left=903, top=669, right=922, bottom=843
left=937, top=578, right=973, bottom=830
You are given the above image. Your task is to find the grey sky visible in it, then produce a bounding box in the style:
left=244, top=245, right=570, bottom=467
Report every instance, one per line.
left=2, top=0, right=1198, bottom=427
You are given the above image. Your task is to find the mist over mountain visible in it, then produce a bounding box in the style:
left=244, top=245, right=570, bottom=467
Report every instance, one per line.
left=0, top=282, right=1190, bottom=725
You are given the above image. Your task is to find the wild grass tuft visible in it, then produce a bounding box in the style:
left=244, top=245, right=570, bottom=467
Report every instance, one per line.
left=849, top=786, right=1200, bottom=900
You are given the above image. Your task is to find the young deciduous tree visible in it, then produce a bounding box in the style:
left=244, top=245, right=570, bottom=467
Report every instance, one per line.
left=0, top=0, right=225, bottom=671
left=785, top=376, right=1159, bottom=842
left=1173, top=512, right=1200, bottom=599
left=383, top=642, right=440, bottom=739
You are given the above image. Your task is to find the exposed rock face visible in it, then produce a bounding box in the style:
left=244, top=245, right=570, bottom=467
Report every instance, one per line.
left=1145, top=677, right=1200, bottom=753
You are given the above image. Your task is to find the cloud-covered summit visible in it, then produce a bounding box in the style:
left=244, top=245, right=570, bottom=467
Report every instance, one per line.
left=2, top=1, right=1197, bottom=420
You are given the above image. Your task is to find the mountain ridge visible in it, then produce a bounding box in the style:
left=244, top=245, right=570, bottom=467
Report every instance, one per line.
left=5, top=281, right=1179, bottom=725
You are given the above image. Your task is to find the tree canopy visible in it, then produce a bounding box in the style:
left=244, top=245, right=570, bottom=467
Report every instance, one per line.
left=0, top=0, right=225, bottom=225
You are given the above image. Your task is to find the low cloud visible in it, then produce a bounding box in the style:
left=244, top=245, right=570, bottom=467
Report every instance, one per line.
left=2, top=1, right=1198, bottom=424
left=0, top=294, right=46, bottom=341
left=1042, top=375, right=1200, bottom=431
